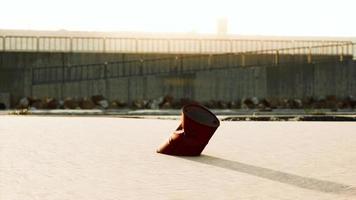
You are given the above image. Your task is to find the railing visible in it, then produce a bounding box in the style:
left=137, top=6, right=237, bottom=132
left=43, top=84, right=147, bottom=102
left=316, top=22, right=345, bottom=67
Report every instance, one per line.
left=0, top=35, right=352, bottom=54
left=31, top=43, right=354, bottom=85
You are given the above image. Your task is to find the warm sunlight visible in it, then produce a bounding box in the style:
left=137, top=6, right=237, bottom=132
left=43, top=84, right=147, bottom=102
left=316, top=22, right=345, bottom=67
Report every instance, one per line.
left=0, top=0, right=355, bottom=36
left=2, top=2, right=356, bottom=200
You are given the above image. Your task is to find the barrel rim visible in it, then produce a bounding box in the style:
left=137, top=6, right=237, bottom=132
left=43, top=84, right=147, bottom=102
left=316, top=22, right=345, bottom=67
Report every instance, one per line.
left=182, top=103, right=220, bottom=128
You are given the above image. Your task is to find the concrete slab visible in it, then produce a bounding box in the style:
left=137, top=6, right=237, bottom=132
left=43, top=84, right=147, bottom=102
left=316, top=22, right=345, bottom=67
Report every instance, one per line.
left=1, top=116, right=356, bottom=199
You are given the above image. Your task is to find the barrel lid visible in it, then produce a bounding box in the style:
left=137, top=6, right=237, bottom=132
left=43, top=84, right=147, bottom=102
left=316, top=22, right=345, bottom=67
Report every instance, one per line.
left=183, top=104, right=220, bottom=127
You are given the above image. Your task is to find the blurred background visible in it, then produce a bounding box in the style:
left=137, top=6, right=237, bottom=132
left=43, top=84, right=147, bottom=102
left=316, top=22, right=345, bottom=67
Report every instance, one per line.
left=1, top=0, right=355, bottom=112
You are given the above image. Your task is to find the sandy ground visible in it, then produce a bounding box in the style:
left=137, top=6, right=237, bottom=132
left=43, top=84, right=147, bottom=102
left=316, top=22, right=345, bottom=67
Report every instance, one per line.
left=1, top=116, right=356, bottom=200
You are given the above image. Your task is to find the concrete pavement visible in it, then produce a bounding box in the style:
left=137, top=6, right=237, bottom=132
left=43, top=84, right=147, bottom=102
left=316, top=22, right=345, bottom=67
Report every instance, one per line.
left=1, top=116, right=356, bottom=199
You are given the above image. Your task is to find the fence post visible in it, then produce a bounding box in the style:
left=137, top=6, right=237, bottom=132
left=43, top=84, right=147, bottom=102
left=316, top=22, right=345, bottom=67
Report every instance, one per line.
left=140, top=59, right=144, bottom=75
left=70, top=37, right=73, bottom=53
left=103, top=37, right=106, bottom=53
left=61, top=53, right=65, bottom=99
left=208, top=54, right=212, bottom=68
left=127, top=77, right=131, bottom=105
left=30, top=65, right=33, bottom=97
left=180, top=56, right=183, bottom=73
left=339, top=44, right=344, bottom=62
left=104, top=62, right=109, bottom=100
left=307, top=47, right=312, bottom=64
left=274, top=50, right=279, bottom=65
left=241, top=54, right=245, bottom=67
left=2, top=36, right=5, bottom=51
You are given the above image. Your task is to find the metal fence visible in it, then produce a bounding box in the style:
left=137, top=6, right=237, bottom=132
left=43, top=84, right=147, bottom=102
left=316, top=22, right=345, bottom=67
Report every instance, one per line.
left=1, top=35, right=353, bottom=54
left=32, top=43, right=354, bottom=85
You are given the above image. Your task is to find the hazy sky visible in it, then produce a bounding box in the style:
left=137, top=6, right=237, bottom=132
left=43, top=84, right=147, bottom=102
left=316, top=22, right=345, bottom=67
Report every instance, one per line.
left=1, top=0, right=355, bottom=36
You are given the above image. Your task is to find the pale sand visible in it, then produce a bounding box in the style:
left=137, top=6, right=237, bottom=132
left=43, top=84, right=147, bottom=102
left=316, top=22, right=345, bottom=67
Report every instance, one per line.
left=1, top=116, right=356, bottom=199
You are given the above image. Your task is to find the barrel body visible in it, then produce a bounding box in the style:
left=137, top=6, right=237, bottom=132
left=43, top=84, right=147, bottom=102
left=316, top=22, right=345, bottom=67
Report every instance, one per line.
left=157, top=104, right=220, bottom=156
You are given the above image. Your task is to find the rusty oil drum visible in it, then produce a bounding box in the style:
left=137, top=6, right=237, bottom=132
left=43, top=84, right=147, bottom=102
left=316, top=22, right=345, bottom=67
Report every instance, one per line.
left=157, top=104, right=220, bottom=156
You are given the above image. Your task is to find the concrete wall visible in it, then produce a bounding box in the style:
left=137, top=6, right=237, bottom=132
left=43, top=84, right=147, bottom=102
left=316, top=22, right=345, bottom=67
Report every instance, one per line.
left=1, top=52, right=355, bottom=106
left=0, top=52, right=171, bottom=103
left=30, top=60, right=356, bottom=103
left=0, top=92, right=10, bottom=108
left=193, top=60, right=356, bottom=101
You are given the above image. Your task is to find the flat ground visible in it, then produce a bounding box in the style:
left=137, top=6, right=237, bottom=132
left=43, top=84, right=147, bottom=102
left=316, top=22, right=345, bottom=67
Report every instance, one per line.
left=1, top=116, right=356, bottom=199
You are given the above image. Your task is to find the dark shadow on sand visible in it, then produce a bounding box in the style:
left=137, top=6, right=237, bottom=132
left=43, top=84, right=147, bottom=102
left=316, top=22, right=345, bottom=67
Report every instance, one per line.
left=181, top=155, right=356, bottom=195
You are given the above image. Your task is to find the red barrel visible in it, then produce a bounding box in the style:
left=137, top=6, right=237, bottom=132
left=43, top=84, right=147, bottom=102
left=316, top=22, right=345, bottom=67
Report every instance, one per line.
left=157, top=104, right=220, bottom=156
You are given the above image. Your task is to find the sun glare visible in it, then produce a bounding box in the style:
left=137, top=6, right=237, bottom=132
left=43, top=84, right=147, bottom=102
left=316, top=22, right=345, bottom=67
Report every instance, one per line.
left=0, top=0, right=355, bottom=36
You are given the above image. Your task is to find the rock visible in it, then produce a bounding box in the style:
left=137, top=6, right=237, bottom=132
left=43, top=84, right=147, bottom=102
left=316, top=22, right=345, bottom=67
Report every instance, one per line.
left=98, top=100, right=109, bottom=109
left=159, top=95, right=174, bottom=108
left=64, top=98, right=79, bottom=109
left=267, top=98, right=280, bottom=109
left=80, top=98, right=95, bottom=109
left=325, top=95, right=337, bottom=109
left=241, top=104, right=248, bottom=109
left=258, top=98, right=272, bottom=111
left=46, top=98, right=59, bottom=109
left=295, top=99, right=303, bottom=108
left=18, top=97, right=30, bottom=109
left=132, top=100, right=145, bottom=109
left=251, top=97, right=259, bottom=106
left=109, top=100, right=119, bottom=109
left=116, top=100, right=127, bottom=108
left=160, top=102, right=172, bottom=109
left=90, top=95, right=109, bottom=109
left=346, top=95, right=356, bottom=109
left=259, top=98, right=271, bottom=108
left=28, top=106, right=37, bottom=111
left=340, top=96, right=355, bottom=109
left=242, top=98, right=254, bottom=109
left=302, top=97, right=315, bottom=109
left=315, top=96, right=327, bottom=109
left=109, top=100, right=127, bottom=109
left=289, top=99, right=303, bottom=109
left=142, top=100, right=150, bottom=109
left=336, top=101, right=344, bottom=109
left=216, top=101, right=228, bottom=109
left=91, top=95, right=105, bottom=105
left=146, top=97, right=164, bottom=109
left=280, top=98, right=289, bottom=109
left=58, top=100, right=65, bottom=109
left=30, top=98, right=46, bottom=109
left=147, top=99, right=159, bottom=109
left=228, top=100, right=240, bottom=109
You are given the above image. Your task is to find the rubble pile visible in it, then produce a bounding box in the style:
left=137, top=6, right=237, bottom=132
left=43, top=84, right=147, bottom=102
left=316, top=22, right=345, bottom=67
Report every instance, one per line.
left=12, top=95, right=356, bottom=110
left=63, top=98, right=79, bottom=109
left=80, top=98, right=95, bottom=109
